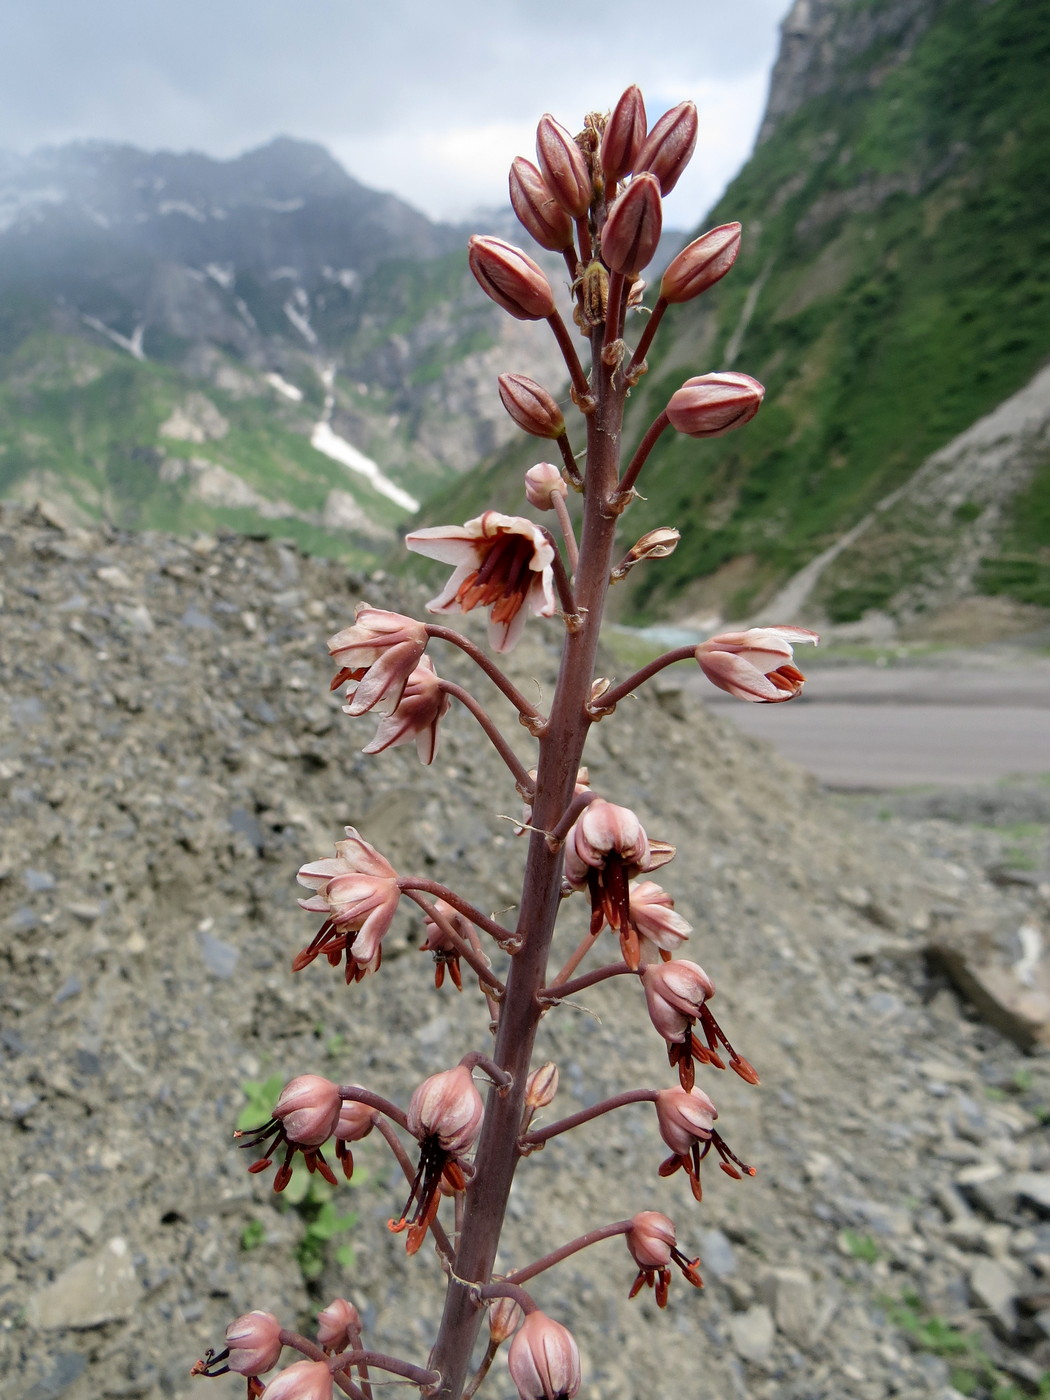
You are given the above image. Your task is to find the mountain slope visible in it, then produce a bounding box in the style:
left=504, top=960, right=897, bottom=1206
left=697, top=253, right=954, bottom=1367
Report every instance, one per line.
left=0, top=139, right=564, bottom=553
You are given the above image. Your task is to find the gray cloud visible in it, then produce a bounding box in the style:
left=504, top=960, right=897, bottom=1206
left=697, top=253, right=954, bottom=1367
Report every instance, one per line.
left=4, top=0, right=792, bottom=223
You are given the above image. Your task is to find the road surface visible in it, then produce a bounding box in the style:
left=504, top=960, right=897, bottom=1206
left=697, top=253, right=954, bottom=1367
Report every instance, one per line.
left=690, top=659, right=1050, bottom=789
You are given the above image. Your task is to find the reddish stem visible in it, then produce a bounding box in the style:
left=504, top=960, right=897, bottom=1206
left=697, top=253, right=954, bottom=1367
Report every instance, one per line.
left=611, top=410, right=671, bottom=509
left=541, top=959, right=634, bottom=1002
left=546, top=309, right=591, bottom=404
left=504, top=1220, right=633, bottom=1285
left=592, top=644, right=697, bottom=712
left=400, top=889, right=507, bottom=996
left=397, top=877, right=517, bottom=950
left=438, top=679, right=533, bottom=791
left=523, top=1088, right=657, bottom=1146
left=624, top=296, right=669, bottom=382
left=425, top=624, right=543, bottom=724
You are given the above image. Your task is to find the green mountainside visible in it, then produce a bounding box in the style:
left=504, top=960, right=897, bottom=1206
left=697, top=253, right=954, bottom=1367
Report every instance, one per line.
left=418, top=0, right=1050, bottom=629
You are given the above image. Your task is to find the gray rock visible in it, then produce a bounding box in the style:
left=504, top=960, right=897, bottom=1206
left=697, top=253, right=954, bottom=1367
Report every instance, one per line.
left=26, top=1237, right=141, bottom=1329
left=1012, top=1172, right=1050, bottom=1215
left=699, top=1228, right=738, bottom=1280
left=759, top=1266, right=822, bottom=1346
left=198, top=929, right=239, bottom=979
left=969, top=1257, right=1018, bottom=1337
left=729, top=1304, right=775, bottom=1363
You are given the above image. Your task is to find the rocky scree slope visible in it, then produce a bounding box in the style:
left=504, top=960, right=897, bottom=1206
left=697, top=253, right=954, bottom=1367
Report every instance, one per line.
left=0, top=139, right=565, bottom=552
left=1, top=505, right=1049, bottom=1400
left=420, top=0, right=1050, bottom=637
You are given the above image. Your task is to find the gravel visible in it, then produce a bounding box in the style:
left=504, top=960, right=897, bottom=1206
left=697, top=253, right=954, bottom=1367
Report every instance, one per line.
left=1, top=503, right=1048, bottom=1400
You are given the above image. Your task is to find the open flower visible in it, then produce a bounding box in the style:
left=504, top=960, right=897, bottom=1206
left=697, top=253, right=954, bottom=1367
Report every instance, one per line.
left=626, top=1212, right=703, bottom=1306
left=295, top=828, right=401, bottom=982
left=655, top=1085, right=755, bottom=1201
left=629, top=880, right=691, bottom=963
left=507, top=1311, right=581, bottom=1400
left=347, top=655, right=450, bottom=765
left=642, top=960, right=758, bottom=1090
left=235, top=1075, right=342, bottom=1192
left=389, top=1063, right=484, bottom=1255
left=327, top=606, right=428, bottom=715
left=406, top=511, right=556, bottom=653
left=563, top=799, right=675, bottom=969
left=694, top=625, right=819, bottom=702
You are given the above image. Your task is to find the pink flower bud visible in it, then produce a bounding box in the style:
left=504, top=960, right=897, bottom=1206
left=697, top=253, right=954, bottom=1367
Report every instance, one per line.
left=507, top=1311, right=582, bottom=1400
left=336, top=1100, right=374, bottom=1144
left=641, top=960, right=715, bottom=1042
left=498, top=373, right=566, bottom=440
left=273, top=1076, right=341, bottom=1148
left=489, top=1294, right=524, bottom=1344
left=524, top=463, right=568, bottom=510
left=635, top=100, right=698, bottom=195
left=261, top=1360, right=333, bottom=1400
left=525, top=1061, right=559, bottom=1109
left=536, top=114, right=592, bottom=218
left=600, top=173, right=663, bottom=276
left=601, top=85, right=647, bottom=184
left=665, top=372, right=764, bottom=439
left=629, top=881, right=692, bottom=958
left=660, top=223, right=741, bottom=304
left=626, top=1212, right=677, bottom=1270
left=655, top=1084, right=718, bottom=1157
left=509, top=157, right=574, bottom=251
left=355, top=654, right=450, bottom=766
left=316, top=1297, right=361, bottom=1353
left=407, top=1064, right=484, bottom=1156
left=225, top=1311, right=284, bottom=1376
left=468, top=236, right=556, bottom=321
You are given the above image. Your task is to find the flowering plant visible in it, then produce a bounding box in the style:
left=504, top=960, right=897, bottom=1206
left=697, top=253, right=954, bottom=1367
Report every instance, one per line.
left=194, top=87, right=815, bottom=1400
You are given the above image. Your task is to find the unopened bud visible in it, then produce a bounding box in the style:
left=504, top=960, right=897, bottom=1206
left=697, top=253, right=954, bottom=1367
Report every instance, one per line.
left=525, top=1061, right=559, bottom=1109
left=509, top=158, right=574, bottom=252
left=611, top=527, right=680, bottom=581
left=468, top=236, right=556, bottom=321
left=489, top=1295, right=524, bottom=1344
left=499, top=374, right=566, bottom=440
left=666, top=372, right=764, bottom=438
left=601, top=85, right=647, bottom=184
left=225, top=1311, right=284, bottom=1376
left=660, top=223, right=741, bottom=304
left=524, top=463, right=567, bottom=511
left=508, top=1312, right=581, bottom=1400
left=600, top=173, right=663, bottom=277
left=316, top=1298, right=361, bottom=1353
left=536, top=114, right=593, bottom=218
left=635, top=100, right=698, bottom=196
left=261, top=1360, right=334, bottom=1400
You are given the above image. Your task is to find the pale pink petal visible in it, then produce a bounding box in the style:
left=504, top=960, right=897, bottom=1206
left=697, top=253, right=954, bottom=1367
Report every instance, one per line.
left=403, top=524, right=480, bottom=566
left=697, top=650, right=796, bottom=702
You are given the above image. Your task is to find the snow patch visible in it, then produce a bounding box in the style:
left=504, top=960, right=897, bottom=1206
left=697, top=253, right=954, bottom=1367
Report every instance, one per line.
left=310, top=364, right=418, bottom=512
left=82, top=316, right=146, bottom=362
left=283, top=290, right=317, bottom=347
left=266, top=372, right=304, bottom=403
left=322, top=266, right=359, bottom=292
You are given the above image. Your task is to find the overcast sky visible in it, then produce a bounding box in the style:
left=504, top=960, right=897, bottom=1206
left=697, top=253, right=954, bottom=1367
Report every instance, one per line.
left=3, top=0, right=793, bottom=229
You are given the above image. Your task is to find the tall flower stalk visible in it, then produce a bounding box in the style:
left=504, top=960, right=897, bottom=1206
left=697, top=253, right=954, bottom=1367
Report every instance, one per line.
left=194, top=87, right=816, bottom=1400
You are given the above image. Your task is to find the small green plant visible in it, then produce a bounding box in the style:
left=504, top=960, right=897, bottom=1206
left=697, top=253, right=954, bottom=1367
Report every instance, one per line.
left=841, top=1228, right=880, bottom=1263
left=887, top=1290, right=1050, bottom=1398
left=240, top=1218, right=266, bottom=1251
